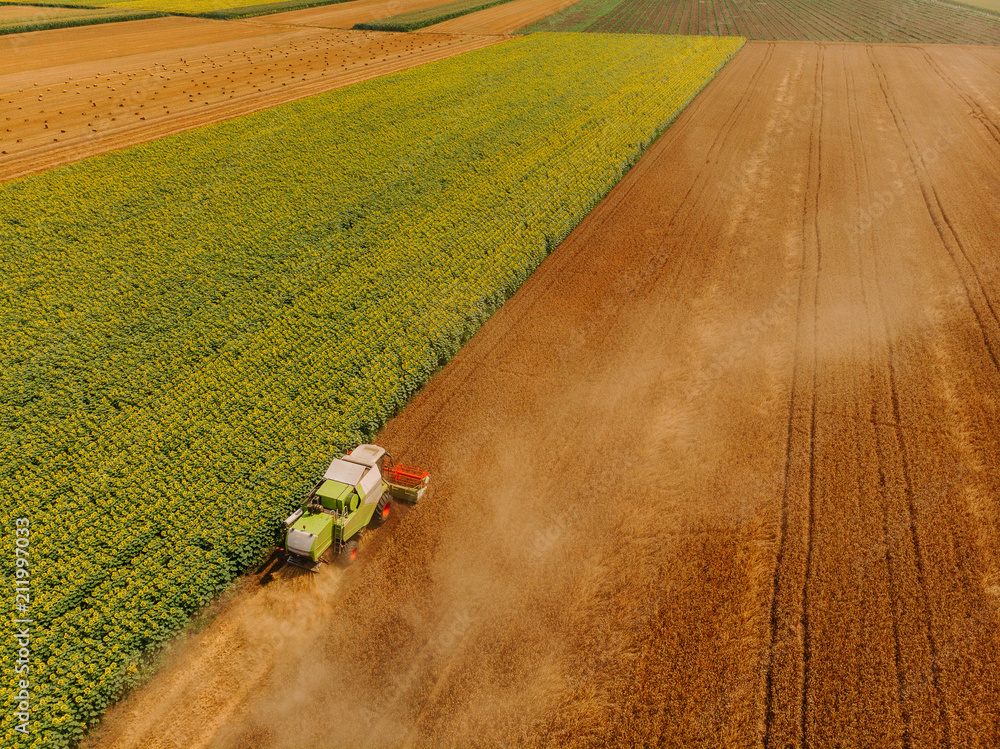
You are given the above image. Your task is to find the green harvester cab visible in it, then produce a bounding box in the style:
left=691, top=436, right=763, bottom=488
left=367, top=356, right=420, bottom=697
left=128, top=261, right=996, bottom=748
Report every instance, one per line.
left=281, top=444, right=429, bottom=570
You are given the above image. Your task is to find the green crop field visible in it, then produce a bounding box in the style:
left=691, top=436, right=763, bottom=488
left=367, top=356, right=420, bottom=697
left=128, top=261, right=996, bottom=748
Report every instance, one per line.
left=0, top=0, right=348, bottom=17
left=0, top=6, right=161, bottom=35
left=0, top=32, right=744, bottom=747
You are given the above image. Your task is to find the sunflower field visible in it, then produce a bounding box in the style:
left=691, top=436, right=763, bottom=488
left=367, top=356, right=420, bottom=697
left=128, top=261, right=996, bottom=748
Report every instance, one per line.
left=0, top=32, right=744, bottom=747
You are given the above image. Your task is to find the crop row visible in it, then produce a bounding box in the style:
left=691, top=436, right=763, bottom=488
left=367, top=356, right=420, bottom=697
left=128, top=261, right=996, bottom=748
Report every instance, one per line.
left=0, top=32, right=745, bottom=747
left=525, top=0, right=1000, bottom=43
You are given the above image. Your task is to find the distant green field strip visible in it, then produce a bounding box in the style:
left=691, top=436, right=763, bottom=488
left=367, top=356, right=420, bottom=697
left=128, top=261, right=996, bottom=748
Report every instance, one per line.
left=0, top=0, right=96, bottom=7
left=0, top=0, right=352, bottom=16
left=0, top=0, right=129, bottom=7
left=518, top=0, right=621, bottom=31
left=354, top=0, right=514, bottom=30
left=0, top=7, right=161, bottom=33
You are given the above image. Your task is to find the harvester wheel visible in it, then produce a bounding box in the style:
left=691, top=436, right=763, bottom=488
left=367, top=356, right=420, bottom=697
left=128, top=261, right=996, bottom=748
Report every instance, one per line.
left=338, top=538, right=360, bottom=567
left=370, top=493, right=392, bottom=528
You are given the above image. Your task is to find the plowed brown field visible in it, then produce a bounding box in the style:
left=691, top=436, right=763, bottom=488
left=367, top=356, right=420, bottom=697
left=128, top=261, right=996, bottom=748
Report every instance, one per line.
left=81, top=40, right=1000, bottom=749
left=583, top=0, right=1000, bottom=43
left=425, top=0, right=582, bottom=33
left=0, top=18, right=503, bottom=181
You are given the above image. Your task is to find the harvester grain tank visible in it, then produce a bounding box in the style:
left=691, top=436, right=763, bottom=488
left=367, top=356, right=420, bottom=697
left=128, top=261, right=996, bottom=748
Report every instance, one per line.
left=280, top=444, right=428, bottom=570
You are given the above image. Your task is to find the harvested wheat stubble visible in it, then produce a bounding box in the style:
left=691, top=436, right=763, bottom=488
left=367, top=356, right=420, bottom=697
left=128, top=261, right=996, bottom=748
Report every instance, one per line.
left=761, top=40, right=1000, bottom=749
left=78, top=39, right=1000, bottom=749
left=0, top=21, right=503, bottom=181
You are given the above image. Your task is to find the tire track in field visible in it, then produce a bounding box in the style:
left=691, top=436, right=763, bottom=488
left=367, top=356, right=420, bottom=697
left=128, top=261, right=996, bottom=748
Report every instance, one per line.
left=799, top=43, right=825, bottom=749
left=926, top=48, right=1000, bottom=148
left=627, top=41, right=777, bottom=297
left=878, top=277, right=953, bottom=748
left=395, top=39, right=770, bottom=464
left=765, top=41, right=822, bottom=749
left=861, top=42, right=1000, bottom=746
left=762, top=102, right=811, bottom=749
left=967, top=47, right=1000, bottom=77
left=917, top=48, right=1000, bottom=169
left=866, top=272, right=913, bottom=749
left=760, top=40, right=822, bottom=749
left=808, top=45, right=912, bottom=745
left=904, top=47, right=1000, bottom=364
left=846, top=53, right=912, bottom=749
left=866, top=46, right=1000, bottom=375
left=817, top=40, right=1000, bottom=747
left=859, top=93, right=952, bottom=738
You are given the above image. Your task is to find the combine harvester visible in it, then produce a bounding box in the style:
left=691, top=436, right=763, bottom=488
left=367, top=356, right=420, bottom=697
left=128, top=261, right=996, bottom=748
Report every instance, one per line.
left=279, top=444, right=429, bottom=570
